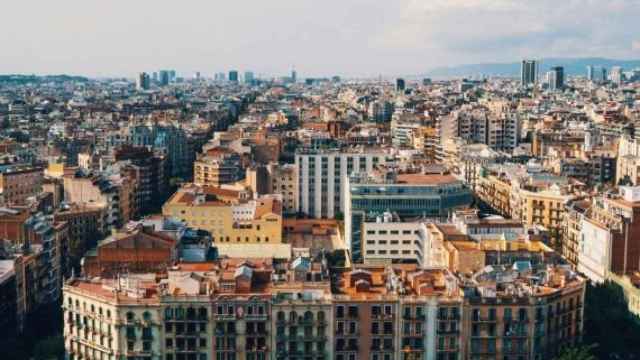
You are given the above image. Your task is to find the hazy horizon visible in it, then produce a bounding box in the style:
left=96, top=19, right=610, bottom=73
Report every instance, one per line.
left=2, top=0, right=640, bottom=78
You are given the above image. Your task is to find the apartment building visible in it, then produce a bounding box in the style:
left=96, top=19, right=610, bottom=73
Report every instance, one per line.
left=193, top=147, right=243, bottom=187
left=54, top=203, right=106, bottom=262
left=266, top=163, right=298, bottom=215
left=562, top=200, right=590, bottom=268
left=578, top=186, right=640, bottom=283
left=476, top=165, right=575, bottom=249
left=63, top=173, right=137, bottom=230
left=162, top=184, right=283, bottom=257
left=63, top=249, right=585, bottom=360
left=0, top=164, right=44, bottom=205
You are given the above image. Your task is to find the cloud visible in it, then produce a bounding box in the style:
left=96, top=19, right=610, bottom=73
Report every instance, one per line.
left=0, top=0, right=639, bottom=76
left=374, top=0, right=640, bottom=68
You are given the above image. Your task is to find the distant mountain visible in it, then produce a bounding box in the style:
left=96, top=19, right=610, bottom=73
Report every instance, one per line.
left=423, top=58, right=640, bottom=79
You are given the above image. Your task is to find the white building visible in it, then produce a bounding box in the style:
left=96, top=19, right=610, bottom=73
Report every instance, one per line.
left=577, top=218, right=612, bottom=283
left=295, top=148, right=393, bottom=219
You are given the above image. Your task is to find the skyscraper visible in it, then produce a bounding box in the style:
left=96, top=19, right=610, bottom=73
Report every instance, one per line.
left=136, top=72, right=150, bottom=90
left=587, top=65, right=594, bottom=81
left=547, top=66, right=564, bottom=91
left=228, top=70, right=239, bottom=83
left=610, top=66, right=623, bottom=85
left=159, top=70, right=170, bottom=86
left=291, top=68, right=297, bottom=83
left=396, top=78, right=406, bottom=92
left=520, top=60, right=538, bottom=86
left=244, top=71, right=255, bottom=84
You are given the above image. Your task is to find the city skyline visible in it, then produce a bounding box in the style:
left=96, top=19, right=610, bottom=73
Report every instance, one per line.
left=2, top=0, right=640, bottom=77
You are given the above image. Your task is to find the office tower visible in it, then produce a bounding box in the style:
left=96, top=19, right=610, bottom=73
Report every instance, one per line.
left=152, top=72, right=159, bottom=83
left=587, top=65, right=594, bottom=81
left=228, top=70, right=239, bottom=83
left=520, top=60, right=538, bottom=86
left=291, top=68, right=297, bottom=83
left=396, top=78, right=406, bottom=92
left=136, top=72, right=150, bottom=90
left=599, top=67, right=607, bottom=83
left=168, top=70, right=176, bottom=82
left=547, top=66, right=564, bottom=91
left=194, top=71, right=201, bottom=80
left=610, top=66, right=623, bottom=85
left=159, top=70, right=170, bottom=86
left=244, top=71, right=255, bottom=84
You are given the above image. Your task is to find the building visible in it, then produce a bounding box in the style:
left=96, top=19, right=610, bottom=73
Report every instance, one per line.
left=62, top=243, right=585, bottom=360
left=244, top=71, right=255, bottom=85
left=520, top=60, right=538, bottom=86
left=129, top=123, right=192, bottom=180
left=193, top=147, right=243, bottom=187
left=82, top=222, right=177, bottom=278
left=229, top=70, right=239, bottom=83
left=396, top=78, right=406, bottom=92
left=162, top=184, right=283, bottom=255
left=0, top=165, right=44, bottom=205
left=63, top=173, right=136, bottom=230
left=115, top=145, right=169, bottom=213
left=345, top=168, right=473, bottom=262
left=159, top=70, right=170, bottom=86
left=547, top=66, right=564, bottom=91
left=54, top=203, right=106, bottom=264
left=578, top=186, right=640, bottom=283
left=266, top=163, right=298, bottom=215
left=136, top=72, right=150, bottom=90
left=610, top=66, right=623, bottom=85
left=295, top=148, right=394, bottom=219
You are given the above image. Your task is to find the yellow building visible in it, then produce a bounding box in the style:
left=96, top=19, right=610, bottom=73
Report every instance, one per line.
left=162, top=184, right=283, bottom=244
left=476, top=173, right=513, bottom=217
left=193, top=148, right=243, bottom=187
left=516, top=187, right=571, bottom=249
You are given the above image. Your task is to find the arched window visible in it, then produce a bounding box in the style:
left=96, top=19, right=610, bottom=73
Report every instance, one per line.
left=165, top=308, right=173, bottom=319
left=277, top=311, right=285, bottom=321
left=126, top=311, right=135, bottom=322
left=143, top=311, right=152, bottom=321
left=317, top=311, right=325, bottom=322
left=304, top=311, right=314, bottom=322
left=289, top=311, right=297, bottom=322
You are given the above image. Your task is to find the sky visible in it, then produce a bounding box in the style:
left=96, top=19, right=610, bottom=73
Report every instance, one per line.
left=1, top=0, right=640, bottom=78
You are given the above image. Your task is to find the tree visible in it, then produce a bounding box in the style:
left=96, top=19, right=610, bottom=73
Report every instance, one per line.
left=32, top=335, right=64, bottom=360
left=556, top=344, right=598, bottom=360
left=583, top=281, right=640, bottom=359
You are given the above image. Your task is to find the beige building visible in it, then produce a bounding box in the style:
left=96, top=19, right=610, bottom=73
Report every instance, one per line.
left=267, top=163, right=298, bottom=215
left=193, top=148, right=243, bottom=187
left=162, top=184, right=283, bottom=246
